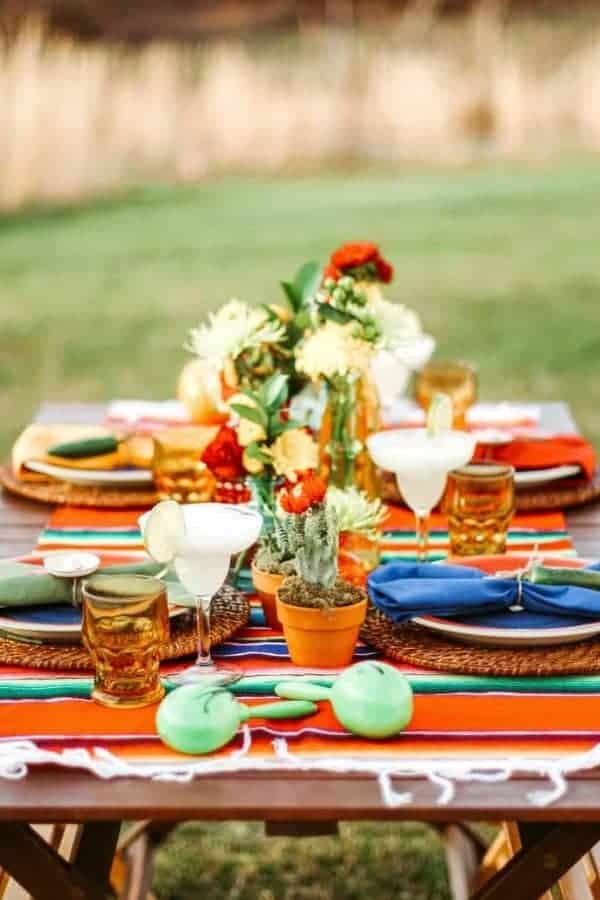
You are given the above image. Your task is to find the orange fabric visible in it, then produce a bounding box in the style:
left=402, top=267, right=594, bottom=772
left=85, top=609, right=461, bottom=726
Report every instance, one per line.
left=381, top=504, right=567, bottom=533
left=5, top=694, right=600, bottom=741
left=474, top=434, right=597, bottom=480
left=46, top=501, right=569, bottom=536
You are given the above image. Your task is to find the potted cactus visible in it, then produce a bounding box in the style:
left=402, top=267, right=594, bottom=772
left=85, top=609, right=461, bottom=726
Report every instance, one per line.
left=251, top=518, right=299, bottom=629
left=274, top=478, right=368, bottom=667
left=251, top=472, right=326, bottom=628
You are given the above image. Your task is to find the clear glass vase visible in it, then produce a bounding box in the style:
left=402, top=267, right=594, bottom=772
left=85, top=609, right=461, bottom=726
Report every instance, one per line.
left=319, top=372, right=381, bottom=495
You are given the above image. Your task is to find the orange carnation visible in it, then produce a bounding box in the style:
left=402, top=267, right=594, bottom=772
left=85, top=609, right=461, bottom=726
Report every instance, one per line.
left=278, top=470, right=327, bottom=515
left=326, top=241, right=394, bottom=284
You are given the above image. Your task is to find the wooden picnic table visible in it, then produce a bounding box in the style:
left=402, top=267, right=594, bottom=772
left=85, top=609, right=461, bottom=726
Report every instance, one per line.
left=1, top=403, right=600, bottom=900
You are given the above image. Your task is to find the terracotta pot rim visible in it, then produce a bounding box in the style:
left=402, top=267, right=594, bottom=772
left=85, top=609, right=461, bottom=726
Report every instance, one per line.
left=276, top=594, right=367, bottom=613
left=275, top=591, right=367, bottom=633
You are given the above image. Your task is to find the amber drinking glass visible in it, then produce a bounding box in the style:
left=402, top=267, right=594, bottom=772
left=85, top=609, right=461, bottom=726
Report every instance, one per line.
left=415, top=361, right=477, bottom=429
left=82, top=574, right=169, bottom=708
left=153, top=428, right=216, bottom=503
left=445, top=463, right=515, bottom=556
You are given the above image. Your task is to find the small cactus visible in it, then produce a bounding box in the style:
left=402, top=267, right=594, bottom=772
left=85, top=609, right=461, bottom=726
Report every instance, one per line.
left=295, top=502, right=338, bottom=589
left=256, top=500, right=338, bottom=586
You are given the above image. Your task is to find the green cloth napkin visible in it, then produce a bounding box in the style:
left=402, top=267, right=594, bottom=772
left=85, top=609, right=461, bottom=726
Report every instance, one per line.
left=0, top=560, right=187, bottom=609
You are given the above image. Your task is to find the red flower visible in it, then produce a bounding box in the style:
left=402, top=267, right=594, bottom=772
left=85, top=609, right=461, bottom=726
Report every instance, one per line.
left=279, top=470, right=327, bottom=515
left=331, top=241, right=379, bottom=270
left=323, top=262, right=341, bottom=282
left=325, top=241, right=394, bottom=284
left=201, top=426, right=245, bottom=481
left=375, top=257, right=393, bottom=283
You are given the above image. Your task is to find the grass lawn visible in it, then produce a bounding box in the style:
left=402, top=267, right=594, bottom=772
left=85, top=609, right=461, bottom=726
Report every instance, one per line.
left=1, top=161, right=599, bottom=896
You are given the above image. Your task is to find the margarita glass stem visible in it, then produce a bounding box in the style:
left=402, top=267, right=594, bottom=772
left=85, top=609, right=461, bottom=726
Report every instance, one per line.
left=194, top=595, right=213, bottom=668
left=414, top=511, right=430, bottom=563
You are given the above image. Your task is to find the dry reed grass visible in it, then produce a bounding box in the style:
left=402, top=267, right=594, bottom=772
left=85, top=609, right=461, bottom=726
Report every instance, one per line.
left=2, top=9, right=600, bottom=209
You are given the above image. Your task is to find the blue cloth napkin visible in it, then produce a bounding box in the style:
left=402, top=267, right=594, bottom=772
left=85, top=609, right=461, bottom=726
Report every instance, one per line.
left=367, top=561, right=600, bottom=628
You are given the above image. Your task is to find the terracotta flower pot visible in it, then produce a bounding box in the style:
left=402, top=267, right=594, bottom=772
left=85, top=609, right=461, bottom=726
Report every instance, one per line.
left=276, top=589, right=367, bottom=668
left=251, top=561, right=285, bottom=629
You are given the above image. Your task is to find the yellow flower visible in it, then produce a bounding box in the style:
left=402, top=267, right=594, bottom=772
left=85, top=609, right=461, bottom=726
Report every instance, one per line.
left=295, top=322, right=373, bottom=381
left=267, top=428, right=318, bottom=482
left=228, top=393, right=267, bottom=447
left=242, top=448, right=264, bottom=474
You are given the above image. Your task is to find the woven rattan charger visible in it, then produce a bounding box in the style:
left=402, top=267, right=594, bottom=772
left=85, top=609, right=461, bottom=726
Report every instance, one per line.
left=361, top=605, right=600, bottom=677
left=0, top=464, right=158, bottom=509
left=0, top=585, right=248, bottom=672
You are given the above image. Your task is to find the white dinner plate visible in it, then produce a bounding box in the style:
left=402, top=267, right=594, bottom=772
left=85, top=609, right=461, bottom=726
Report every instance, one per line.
left=414, top=555, right=598, bottom=648
left=26, top=460, right=153, bottom=487
left=514, top=464, right=581, bottom=488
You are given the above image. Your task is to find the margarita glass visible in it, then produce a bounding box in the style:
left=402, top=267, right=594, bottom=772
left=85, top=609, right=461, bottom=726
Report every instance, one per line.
left=139, top=502, right=262, bottom=686
left=367, top=429, right=476, bottom=561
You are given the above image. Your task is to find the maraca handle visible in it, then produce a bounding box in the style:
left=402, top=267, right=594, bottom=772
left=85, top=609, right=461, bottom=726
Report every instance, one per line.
left=241, top=700, right=317, bottom=721
left=275, top=681, right=331, bottom=702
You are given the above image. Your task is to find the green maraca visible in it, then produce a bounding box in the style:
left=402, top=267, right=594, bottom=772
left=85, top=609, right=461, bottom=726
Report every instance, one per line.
left=156, top=685, right=317, bottom=755
left=275, top=661, right=413, bottom=739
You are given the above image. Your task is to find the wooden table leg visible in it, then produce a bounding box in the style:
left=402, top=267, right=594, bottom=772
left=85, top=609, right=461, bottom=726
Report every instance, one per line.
left=471, top=823, right=600, bottom=900
left=0, top=821, right=121, bottom=900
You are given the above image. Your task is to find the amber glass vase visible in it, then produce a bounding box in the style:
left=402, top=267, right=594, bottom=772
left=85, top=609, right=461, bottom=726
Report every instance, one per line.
left=319, top=371, right=381, bottom=497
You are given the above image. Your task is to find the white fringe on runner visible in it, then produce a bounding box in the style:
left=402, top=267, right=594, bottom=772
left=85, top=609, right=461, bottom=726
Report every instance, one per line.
left=2, top=730, right=600, bottom=809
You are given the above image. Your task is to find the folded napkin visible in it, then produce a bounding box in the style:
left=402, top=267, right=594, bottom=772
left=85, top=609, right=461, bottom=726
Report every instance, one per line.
left=0, top=560, right=170, bottom=608
left=368, top=561, right=600, bottom=626
left=474, top=434, right=597, bottom=480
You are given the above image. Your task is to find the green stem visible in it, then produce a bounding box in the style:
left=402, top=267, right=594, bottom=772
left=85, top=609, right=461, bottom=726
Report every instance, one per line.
left=328, top=374, right=359, bottom=488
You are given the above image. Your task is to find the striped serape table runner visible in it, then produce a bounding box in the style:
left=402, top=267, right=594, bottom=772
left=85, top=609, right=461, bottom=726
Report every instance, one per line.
left=2, top=501, right=600, bottom=805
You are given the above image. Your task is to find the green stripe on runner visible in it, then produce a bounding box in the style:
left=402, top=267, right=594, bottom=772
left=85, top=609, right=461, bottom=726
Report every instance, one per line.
left=4, top=672, right=600, bottom=701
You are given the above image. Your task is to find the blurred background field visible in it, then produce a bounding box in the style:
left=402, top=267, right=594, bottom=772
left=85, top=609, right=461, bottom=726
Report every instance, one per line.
left=2, top=4, right=600, bottom=208
left=1, top=2, right=600, bottom=897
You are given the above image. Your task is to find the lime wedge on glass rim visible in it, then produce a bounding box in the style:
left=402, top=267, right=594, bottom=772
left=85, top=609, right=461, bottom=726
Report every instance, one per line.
left=427, top=392, right=454, bottom=437
left=139, top=500, right=185, bottom=565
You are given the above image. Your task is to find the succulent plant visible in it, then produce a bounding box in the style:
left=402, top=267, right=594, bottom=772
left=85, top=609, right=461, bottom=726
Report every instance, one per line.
left=255, top=498, right=338, bottom=585
left=326, top=486, right=387, bottom=539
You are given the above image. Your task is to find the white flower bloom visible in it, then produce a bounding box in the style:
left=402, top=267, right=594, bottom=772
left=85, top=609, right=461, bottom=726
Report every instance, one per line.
left=186, top=299, right=286, bottom=370
left=368, top=295, right=422, bottom=351
left=295, top=322, right=373, bottom=381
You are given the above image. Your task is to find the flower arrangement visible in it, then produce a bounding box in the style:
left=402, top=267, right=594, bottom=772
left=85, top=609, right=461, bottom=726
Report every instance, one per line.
left=292, top=241, right=425, bottom=492
left=229, top=373, right=318, bottom=518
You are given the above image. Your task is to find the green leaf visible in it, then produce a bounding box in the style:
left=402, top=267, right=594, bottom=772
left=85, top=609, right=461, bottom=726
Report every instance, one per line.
left=294, top=260, right=321, bottom=302
left=245, top=441, right=272, bottom=464
left=230, top=403, right=267, bottom=429
left=262, top=373, right=289, bottom=412
left=280, top=281, right=301, bottom=312
left=270, top=418, right=302, bottom=437
left=319, top=304, right=353, bottom=325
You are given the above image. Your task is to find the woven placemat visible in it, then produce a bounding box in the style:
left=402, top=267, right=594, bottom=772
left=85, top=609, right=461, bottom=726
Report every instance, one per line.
left=0, top=585, right=248, bottom=671
left=0, top=464, right=158, bottom=508
left=380, top=468, right=600, bottom=512
left=361, top=605, right=600, bottom=676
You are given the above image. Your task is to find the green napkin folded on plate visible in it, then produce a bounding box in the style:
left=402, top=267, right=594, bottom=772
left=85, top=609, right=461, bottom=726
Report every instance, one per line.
left=0, top=560, right=191, bottom=608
